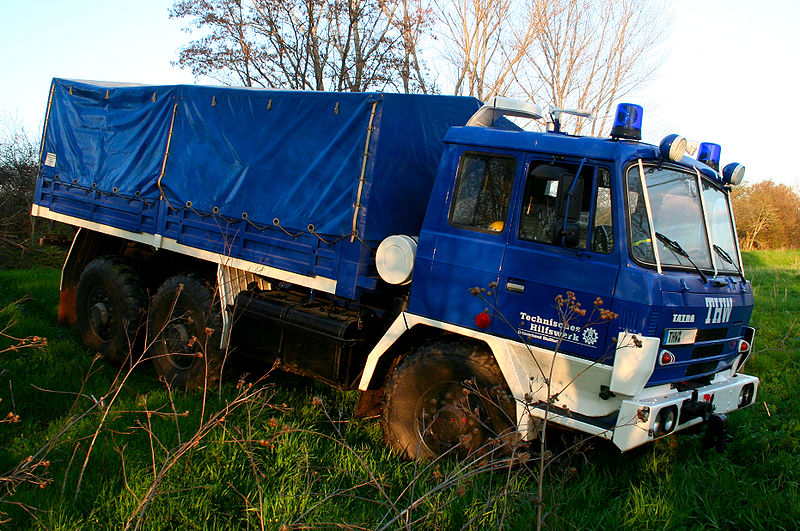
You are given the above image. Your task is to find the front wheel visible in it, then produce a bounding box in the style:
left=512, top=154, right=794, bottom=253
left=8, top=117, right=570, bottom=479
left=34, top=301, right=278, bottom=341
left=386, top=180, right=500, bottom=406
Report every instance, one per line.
left=381, top=338, right=516, bottom=460
left=148, top=274, right=222, bottom=391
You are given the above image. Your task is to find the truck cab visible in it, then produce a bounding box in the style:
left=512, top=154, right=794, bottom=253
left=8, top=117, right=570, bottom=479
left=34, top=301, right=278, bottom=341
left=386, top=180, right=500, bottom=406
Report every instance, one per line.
left=370, top=99, right=758, bottom=453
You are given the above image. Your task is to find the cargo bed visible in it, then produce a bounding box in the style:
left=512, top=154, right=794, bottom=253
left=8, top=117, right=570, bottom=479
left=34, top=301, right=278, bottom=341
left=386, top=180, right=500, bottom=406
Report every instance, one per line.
left=33, top=79, right=481, bottom=298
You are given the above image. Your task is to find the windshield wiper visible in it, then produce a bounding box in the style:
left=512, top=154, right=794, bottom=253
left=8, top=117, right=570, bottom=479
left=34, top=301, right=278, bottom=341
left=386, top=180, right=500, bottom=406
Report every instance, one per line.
left=655, top=232, right=708, bottom=283
left=713, top=244, right=746, bottom=281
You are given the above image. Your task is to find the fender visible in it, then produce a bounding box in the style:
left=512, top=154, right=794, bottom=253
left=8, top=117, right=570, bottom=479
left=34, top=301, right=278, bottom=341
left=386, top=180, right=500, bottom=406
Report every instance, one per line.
left=359, top=312, right=643, bottom=436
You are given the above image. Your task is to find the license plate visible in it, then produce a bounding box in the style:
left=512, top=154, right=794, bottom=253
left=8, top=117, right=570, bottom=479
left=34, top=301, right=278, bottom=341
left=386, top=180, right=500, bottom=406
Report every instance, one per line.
left=663, top=328, right=697, bottom=346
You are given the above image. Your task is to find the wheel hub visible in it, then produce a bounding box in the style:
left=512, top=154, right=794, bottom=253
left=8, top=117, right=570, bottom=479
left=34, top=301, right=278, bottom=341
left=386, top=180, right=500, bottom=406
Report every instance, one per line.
left=87, top=285, right=114, bottom=342
left=89, top=302, right=110, bottom=329
left=163, top=319, right=193, bottom=370
left=419, top=386, right=484, bottom=453
left=429, top=404, right=476, bottom=444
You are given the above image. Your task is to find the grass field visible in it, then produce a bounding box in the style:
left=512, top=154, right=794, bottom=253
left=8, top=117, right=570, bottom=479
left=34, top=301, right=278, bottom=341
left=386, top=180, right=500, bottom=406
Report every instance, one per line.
left=0, top=251, right=798, bottom=529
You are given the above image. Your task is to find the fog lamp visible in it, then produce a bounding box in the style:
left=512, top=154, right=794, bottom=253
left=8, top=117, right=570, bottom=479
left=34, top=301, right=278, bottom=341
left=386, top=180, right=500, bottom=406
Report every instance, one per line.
left=723, top=162, right=746, bottom=185
left=738, top=383, right=755, bottom=408
left=653, top=405, right=678, bottom=437
left=659, top=134, right=687, bottom=162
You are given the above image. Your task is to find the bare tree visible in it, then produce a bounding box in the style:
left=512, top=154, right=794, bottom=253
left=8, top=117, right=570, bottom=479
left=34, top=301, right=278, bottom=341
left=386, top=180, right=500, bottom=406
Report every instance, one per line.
left=172, top=0, right=669, bottom=115
left=328, top=0, right=400, bottom=91
left=382, top=0, right=434, bottom=93
left=517, top=0, right=668, bottom=134
left=435, top=0, right=539, bottom=100
left=171, top=0, right=261, bottom=86
left=171, top=0, right=435, bottom=92
left=248, top=0, right=332, bottom=90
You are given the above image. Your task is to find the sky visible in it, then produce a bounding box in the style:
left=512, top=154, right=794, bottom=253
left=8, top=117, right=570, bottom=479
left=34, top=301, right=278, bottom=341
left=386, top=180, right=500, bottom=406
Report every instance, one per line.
left=1, top=0, right=798, bottom=187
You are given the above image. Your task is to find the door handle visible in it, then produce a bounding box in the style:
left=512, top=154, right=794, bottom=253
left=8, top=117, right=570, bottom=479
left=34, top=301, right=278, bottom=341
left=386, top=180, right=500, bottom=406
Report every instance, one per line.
left=506, top=279, right=525, bottom=293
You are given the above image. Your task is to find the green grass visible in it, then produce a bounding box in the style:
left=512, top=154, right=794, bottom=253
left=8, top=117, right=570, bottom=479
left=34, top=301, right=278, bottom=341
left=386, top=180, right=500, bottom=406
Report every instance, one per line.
left=0, top=251, right=798, bottom=529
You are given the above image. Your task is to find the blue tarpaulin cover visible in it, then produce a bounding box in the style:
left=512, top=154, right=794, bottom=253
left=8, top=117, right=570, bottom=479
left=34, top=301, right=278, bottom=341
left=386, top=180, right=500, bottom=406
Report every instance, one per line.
left=39, top=78, right=481, bottom=240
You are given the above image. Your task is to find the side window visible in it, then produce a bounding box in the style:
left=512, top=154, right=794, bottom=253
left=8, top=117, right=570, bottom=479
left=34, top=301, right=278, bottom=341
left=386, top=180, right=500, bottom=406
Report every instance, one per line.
left=450, top=153, right=517, bottom=232
left=518, top=165, right=563, bottom=243
left=518, top=162, right=613, bottom=252
left=591, top=169, right=614, bottom=254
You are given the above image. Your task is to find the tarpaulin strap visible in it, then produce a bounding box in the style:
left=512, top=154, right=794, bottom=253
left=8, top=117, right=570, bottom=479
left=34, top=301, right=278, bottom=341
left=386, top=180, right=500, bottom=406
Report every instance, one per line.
left=112, top=187, right=154, bottom=206
left=37, top=83, right=56, bottom=167
left=270, top=218, right=305, bottom=239
left=240, top=217, right=270, bottom=231
left=308, top=225, right=350, bottom=246
left=245, top=217, right=279, bottom=232
left=157, top=102, right=179, bottom=201
left=44, top=177, right=154, bottom=206
left=186, top=202, right=214, bottom=219
left=350, top=101, right=379, bottom=242
left=352, top=233, right=377, bottom=253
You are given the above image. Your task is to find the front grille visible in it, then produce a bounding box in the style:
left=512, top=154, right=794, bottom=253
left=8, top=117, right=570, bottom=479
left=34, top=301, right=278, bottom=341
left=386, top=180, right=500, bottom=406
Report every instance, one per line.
left=695, top=327, right=728, bottom=342
left=686, top=361, right=718, bottom=377
left=692, top=344, right=725, bottom=359
left=685, top=326, right=735, bottom=377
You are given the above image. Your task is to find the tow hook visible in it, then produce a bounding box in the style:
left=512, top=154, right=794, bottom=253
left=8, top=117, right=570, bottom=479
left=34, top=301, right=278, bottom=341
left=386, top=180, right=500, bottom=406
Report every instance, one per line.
left=702, top=413, right=728, bottom=453
left=681, top=399, right=713, bottom=423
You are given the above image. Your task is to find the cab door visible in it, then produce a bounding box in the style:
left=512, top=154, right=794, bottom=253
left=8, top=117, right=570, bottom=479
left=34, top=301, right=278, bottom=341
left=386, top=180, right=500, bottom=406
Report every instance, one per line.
left=409, top=149, right=519, bottom=330
left=494, top=158, right=621, bottom=362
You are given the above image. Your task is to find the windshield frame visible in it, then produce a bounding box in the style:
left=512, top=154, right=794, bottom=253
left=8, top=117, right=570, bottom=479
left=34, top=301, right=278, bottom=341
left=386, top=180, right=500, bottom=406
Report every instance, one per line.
left=624, top=160, right=744, bottom=278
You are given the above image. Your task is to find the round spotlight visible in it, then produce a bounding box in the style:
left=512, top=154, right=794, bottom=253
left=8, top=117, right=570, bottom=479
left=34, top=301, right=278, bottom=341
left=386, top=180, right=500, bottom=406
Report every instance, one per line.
left=697, top=142, right=722, bottom=171
left=653, top=405, right=679, bottom=437
left=611, top=103, right=643, bottom=140
left=723, top=162, right=746, bottom=186
left=662, top=408, right=677, bottom=432
left=659, top=134, right=687, bottom=162
left=738, top=383, right=755, bottom=408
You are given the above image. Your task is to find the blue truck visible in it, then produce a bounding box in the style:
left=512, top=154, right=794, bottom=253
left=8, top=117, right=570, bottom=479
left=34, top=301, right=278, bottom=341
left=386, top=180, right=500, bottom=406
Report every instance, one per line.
left=32, top=78, right=758, bottom=458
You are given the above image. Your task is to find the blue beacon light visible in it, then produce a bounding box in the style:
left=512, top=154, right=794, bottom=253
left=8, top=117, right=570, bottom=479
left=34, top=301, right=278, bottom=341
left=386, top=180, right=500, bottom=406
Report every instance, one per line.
left=697, top=142, right=721, bottom=171
left=610, top=103, right=643, bottom=140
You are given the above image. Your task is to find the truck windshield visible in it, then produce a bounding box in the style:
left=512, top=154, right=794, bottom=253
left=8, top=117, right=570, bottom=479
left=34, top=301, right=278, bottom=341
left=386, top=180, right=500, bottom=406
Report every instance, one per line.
left=626, top=164, right=714, bottom=271
left=701, top=180, right=739, bottom=273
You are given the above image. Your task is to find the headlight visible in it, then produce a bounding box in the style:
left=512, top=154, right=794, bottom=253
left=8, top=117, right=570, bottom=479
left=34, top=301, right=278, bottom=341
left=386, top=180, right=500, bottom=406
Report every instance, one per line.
left=738, top=383, right=755, bottom=408
left=653, top=405, right=678, bottom=437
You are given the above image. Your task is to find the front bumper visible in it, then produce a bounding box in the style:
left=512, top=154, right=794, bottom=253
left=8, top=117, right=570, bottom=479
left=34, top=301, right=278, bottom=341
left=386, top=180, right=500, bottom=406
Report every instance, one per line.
left=612, top=372, right=759, bottom=451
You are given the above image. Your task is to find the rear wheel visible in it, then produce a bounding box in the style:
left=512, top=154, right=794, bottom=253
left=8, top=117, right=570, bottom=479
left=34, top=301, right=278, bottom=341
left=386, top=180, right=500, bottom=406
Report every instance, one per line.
left=76, top=256, right=145, bottom=364
left=148, top=274, right=222, bottom=390
left=381, top=338, right=516, bottom=460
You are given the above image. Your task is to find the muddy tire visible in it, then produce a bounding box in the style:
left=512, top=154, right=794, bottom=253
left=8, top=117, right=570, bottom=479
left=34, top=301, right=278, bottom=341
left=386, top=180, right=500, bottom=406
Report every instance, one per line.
left=381, top=338, right=516, bottom=460
left=148, top=274, right=222, bottom=391
left=76, top=256, right=145, bottom=365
